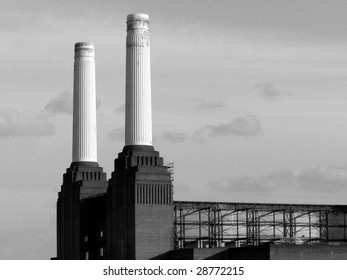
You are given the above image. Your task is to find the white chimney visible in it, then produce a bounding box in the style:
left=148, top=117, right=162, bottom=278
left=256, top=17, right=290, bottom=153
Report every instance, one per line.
left=125, top=14, right=153, bottom=146
left=72, top=42, right=97, bottom=162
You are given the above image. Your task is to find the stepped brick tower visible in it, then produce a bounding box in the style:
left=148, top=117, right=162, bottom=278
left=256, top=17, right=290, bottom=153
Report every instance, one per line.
left=107, top=14, right=174, bottom=259
left=57, top=43, right=108, bottom=260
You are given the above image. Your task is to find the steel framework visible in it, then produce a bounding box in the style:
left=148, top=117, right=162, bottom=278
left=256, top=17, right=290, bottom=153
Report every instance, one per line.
left=173, top=201, right=347, bottom=249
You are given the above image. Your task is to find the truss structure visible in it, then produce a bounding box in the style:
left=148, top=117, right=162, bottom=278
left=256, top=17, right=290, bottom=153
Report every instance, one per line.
left=173, top=201, right=347, bottom=249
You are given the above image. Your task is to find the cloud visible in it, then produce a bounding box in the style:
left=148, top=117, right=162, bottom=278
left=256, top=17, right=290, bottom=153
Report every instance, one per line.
left=193, top=115, right=262, bottom=141
left=161, top=131, right=188, bottom=143
left=296, top=165, right=347, bottom=192
left=209, top=164, right=347, bottom=204
left=96, top=99, right=101, bottom=110
left=44, top=90, right=101, bottom=116
left=114, top=104, right=125, bottom=113
left=0, top=109, right=54, bottom=138
left=107, top=128, right=124, bottom=142
left=44, top=91, right=72, bottom=115
left=255, top=83, right=282, bottom=100
left=198, top=101, right=225, bottom=110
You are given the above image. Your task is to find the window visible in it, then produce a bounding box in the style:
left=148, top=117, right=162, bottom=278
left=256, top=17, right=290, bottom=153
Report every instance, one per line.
left=85, top=252, right=89, bottom=260
left=84, top=236, right=88, bottom=242
left=100, top=231, right=104, bottom=237
left=100, top=247, right=104, bottom=257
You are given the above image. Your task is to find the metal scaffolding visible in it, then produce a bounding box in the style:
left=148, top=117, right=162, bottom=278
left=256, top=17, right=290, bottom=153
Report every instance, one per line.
left=173, top=201, right=347, bottom=249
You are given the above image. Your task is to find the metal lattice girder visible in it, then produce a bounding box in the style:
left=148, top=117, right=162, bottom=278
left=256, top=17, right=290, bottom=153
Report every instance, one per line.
left=173, top=201, right=347, bottom=249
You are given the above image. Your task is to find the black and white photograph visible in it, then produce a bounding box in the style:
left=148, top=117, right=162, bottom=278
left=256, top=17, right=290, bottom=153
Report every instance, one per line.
left=1, top=0, right=347, bottom=277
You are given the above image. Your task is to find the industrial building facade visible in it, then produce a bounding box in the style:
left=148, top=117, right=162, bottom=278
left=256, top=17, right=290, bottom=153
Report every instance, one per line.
left=55, top=14, right=347, bottom=260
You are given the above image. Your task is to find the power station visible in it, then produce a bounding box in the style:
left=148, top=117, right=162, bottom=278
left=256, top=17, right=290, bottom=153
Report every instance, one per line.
left=55, top=14, right=347, bottom=260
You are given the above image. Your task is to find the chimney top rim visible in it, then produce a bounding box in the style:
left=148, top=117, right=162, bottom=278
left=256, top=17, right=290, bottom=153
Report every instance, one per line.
left=75, top=42, right=95, bottom=49
left=127, top=13, right=149, bottom=22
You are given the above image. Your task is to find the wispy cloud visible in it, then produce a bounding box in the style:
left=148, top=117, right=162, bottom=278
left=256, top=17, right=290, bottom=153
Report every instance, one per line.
left=255, top=83, right=282, bottom=100
left=209, top=164, right=347, bottom=204
left=44, top=91, right=72, bottom=116
left=114, top=104, right=125, bottom=113
left=44, top=90, right=101, bottom=116
left=198, top=101, right=225, bottom=110
left=193, top=115, right=262, bottom=142
left=0, top=109, right=54, bottom=138
left=161, top=131, right=189, bottom=143
left=107, top=128, right=124, bottom=142
left=96, top=99, right=101, bottom=110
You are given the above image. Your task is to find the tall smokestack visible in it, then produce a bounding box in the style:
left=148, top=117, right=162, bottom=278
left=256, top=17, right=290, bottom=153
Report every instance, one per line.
left=72, top=42, right=97, bottom=162
left=57, top=42, right=107, bottom=260
left=107, top=14, right=173, bottom=260
left=125, top=14, right=153, bottom=147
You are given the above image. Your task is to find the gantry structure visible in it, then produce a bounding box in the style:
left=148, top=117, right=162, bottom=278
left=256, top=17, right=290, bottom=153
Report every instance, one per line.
left=173, top=201, right=347, bottom=249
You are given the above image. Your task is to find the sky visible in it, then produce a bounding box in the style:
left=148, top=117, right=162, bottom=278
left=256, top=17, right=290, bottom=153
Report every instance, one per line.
left=1, top=0, right=347, bottom=259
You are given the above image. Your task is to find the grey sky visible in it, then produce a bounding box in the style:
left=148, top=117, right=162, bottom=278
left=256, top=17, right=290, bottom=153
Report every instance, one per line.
left=1, top=0, right=347, bottom=259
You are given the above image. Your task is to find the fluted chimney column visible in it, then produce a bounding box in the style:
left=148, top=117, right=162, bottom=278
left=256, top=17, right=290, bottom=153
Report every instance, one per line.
left=72, top=42, right=97, bottom=162
left=125, top=14, right=153, bottom=147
